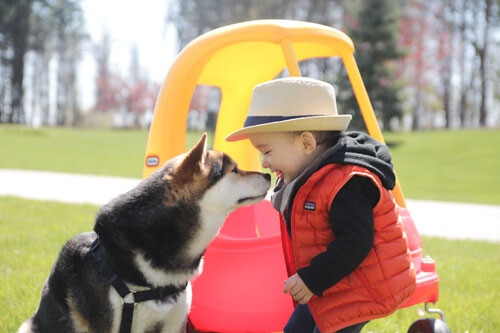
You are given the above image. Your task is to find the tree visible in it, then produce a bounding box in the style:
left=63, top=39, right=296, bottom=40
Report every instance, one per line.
left=167, top=0, right=348, bottom=50
left=124, top=45, right=159, bottom=127
left=53, top=0, right=86, bottom=126
left=92, top=40, right=159, bottom=127
left=447, top=0, right=499, bottom=128
left=93, top=30, right=122, bottom=112
left=340, top=0, right=404, bottom=130
left=398, top=0, right=458, bottom=130
left=435, top=0, right=456, bottom=129
left=0, top=0, right=86, bottom=125
left=470, top=0, right=494, bottom=127
left=3, top=0, right=33, bottom=124
left=166, top=0, right=500, bottom=130
left=397, top=0, right=430, bottom=130
left=29, top=0, right=56, bottom=126
left=456, top=0, right=479, bottom=128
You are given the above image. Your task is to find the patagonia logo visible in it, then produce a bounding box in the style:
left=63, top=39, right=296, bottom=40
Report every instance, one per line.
left=304, top=201, right=316, bottom=211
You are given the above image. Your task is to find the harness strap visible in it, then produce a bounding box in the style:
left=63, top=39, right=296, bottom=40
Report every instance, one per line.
left=120, top=303, right=135, bottom=333
left=90, top=237, right=187, bottom=333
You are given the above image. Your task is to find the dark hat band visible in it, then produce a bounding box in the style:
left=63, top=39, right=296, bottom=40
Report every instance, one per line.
left=243, top=115, right=314, bottom=128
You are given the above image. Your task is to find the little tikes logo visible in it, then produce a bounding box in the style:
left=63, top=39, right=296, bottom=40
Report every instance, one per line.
left=304, top=201, right=316, bottom=211
left=146, top=155, right=159, bottom=167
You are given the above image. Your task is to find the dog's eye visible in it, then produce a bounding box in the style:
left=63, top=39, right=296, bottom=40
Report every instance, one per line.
left=232, top=167, right=238, bottom=174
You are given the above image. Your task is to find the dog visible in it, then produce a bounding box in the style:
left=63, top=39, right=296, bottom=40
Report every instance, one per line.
left=18, top=133, right=271, bottom=333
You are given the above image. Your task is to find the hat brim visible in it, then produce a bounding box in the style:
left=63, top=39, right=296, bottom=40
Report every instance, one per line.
left=225, top=115, right=352, bottom=142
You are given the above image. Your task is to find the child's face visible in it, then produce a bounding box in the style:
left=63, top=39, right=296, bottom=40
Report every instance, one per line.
left=249, top=132, right=320, bottom=185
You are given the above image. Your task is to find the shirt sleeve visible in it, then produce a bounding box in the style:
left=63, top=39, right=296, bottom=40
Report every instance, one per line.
left=296, top=175, right=379, bottom=296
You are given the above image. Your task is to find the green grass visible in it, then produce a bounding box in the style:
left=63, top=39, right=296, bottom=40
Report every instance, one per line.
left=384, top=130, right=500, bottom=205
left=0, top=196, right=98, bottom=332
left=1, top=125, right=499, bottom=204
left=364, top=237, right=500, bottom=332
left=1, top=196, right=499, bottom=332
left=0, top=125, right=212, bottom=179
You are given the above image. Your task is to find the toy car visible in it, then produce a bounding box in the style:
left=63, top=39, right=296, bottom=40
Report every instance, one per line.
left=142, top=20, right=448, bottom=333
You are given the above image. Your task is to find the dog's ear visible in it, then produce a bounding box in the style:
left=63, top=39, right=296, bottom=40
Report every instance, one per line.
left=171, top=133, right=208, bottom=184
left=183, top=132, right=207, bottom=169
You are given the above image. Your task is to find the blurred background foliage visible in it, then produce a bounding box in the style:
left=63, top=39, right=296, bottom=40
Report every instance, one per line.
left=1, top=0, right=499, bottom=130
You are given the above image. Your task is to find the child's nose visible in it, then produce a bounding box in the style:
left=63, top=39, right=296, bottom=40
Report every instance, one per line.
left=261, top=156, right=270, bottom=169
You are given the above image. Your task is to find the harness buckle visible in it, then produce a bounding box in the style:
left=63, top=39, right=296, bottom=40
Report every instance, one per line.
left=120, top=290, right=136, bottom=305
left=122, top=302, right=135, bottom=309
left=90, top=238, right=100, bottom=252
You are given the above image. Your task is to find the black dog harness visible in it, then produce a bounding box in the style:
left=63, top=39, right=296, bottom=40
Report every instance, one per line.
left=90, top=237, right=187, bottom=333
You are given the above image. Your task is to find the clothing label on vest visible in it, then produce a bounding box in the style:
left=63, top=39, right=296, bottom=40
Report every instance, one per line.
left=304, top=201, right=316, bottom=211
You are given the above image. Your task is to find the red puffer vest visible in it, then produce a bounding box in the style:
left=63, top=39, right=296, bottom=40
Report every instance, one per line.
left=280, top=164, right=416, bottom=332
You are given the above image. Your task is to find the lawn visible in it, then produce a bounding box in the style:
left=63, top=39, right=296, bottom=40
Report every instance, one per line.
left=1, top=125, right=499, bottom=204
left=0, top=197, right=98, bottom=332
left=0, top=125, right=212, bottom=179
left=384, top=129, right=500, bottom=205
left=1, top=196, right=499, bottom=332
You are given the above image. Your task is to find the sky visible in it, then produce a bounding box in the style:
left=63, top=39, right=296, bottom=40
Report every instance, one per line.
left=79, top=0, right=178, bottom=110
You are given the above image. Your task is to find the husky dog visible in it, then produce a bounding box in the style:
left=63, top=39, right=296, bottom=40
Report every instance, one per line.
left=18, top=133, right=271, bottom=333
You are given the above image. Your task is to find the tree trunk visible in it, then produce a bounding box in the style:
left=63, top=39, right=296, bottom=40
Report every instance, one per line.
left=65, top=60, right=78, bottom=126
left=31, top=53, right=41, bottom=126
left=411, top=0, right=428, bottom=131
left=412, top=57, right=423, bottom=130
left=478, top=48, right=487, bottom=126
left=458, top=1, right=468, bottom=128
left=56, top=57, right=66, bottom=126
left=442, top=44, right=452, bottom=129
left=478, top=0, right=491, bottom=127
left=443, top=80, right=451, bottom=128
left=467, top=59, right=478, bottom=126
left=9, top=0, right=32, bottom=124
left=468, top=0, right=492, bottom=128
left=41, top=49, right=51, bottom=125
left=0, top=48, right=5, bottom=122
left=439, top=0, right=455, bottom=129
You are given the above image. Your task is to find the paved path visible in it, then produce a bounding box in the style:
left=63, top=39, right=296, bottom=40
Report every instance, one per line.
left=1, top=169, right=499, bottom=242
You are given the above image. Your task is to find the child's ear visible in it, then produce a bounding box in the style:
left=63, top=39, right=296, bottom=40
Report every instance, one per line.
left=299, top=131, right=317, bottom=154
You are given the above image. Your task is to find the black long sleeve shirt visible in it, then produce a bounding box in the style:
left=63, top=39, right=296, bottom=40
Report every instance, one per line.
left=296, top=175, right=380, bottom=296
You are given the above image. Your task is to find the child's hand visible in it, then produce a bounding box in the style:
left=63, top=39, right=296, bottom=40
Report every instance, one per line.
left=283, top=273, right=314, bottom=304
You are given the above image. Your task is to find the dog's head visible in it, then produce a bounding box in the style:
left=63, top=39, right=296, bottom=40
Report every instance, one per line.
left=95, top=133, right=271, bottom=275
left=162, top=133, right=271, bottom=214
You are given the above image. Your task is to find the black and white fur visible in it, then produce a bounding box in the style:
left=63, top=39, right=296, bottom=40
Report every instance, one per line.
left=18, top=133, right=271, bottom=333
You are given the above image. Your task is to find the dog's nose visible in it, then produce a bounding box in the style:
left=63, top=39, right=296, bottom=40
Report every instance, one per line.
left=264, top=173, right=271, bottom=181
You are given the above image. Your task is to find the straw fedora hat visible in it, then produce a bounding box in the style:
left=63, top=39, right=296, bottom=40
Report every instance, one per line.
left=225, top=77, right=351, bottom=142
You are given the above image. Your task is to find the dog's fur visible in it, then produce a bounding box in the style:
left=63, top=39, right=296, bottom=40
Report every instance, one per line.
left=18, top=134, right=271, bottom=333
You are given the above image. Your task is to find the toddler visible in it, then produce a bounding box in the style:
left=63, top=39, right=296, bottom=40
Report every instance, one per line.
left=226, top=77, right=416, bottom=332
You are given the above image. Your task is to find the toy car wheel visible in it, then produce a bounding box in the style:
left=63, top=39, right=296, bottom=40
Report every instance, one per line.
left=408, top=318, right=451, bottom=333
